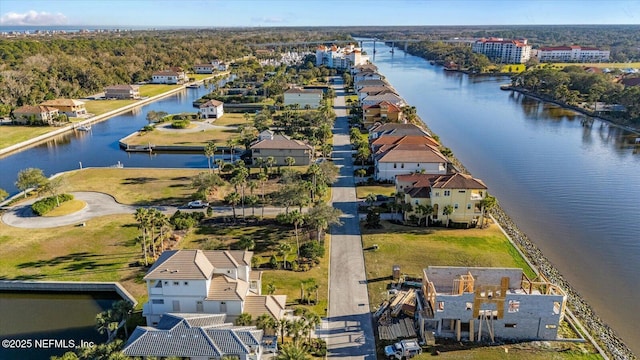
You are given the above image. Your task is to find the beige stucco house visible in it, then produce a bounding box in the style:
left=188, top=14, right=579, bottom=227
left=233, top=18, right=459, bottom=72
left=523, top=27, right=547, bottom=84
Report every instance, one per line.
left=250, top=132, right=314, bottom=166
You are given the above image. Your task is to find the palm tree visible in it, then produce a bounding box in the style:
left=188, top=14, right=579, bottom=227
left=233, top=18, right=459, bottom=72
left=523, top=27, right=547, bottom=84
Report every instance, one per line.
left=226, top=138, right=236, bottom=162
left=204, top=141, right=217, bottom=172
left=134, top=208, right=150, bottom=266
left=112, top=300, right=133, bottom=339
left=95, top=310, right=118, bottom=343
left=255, top=157, right=265, bottom=173
left=266, top=281, right=277, bottom=295
left=154, top=211, right=171, bottom=252
left=258, top=172, right=268, bottom=219
left=224, top=192, right=241, bottom=222
left=237, top=235, right=255, bottom=251
left=276, top=342, right=310, bottom=360
left=277, top=318, right=292, bottom=345
left=285, top=156, right=295, bottom=168
left=215, top=158, right=225, bottom=174
left=303, top=311, right=322, bottom=341
left=479, top=194, right=497, bottom=228
left=278, top=242, right=292, bottom=269
left=256, top=314, right=276, bottom=335
left=416, top=204, right=433, bottom=227
left=266, top=156, right=276, bottom=175
left=365, top=193, right=377, bottom=209
left=235, top=312, right=253, bottom=326
left=307, top=203, right=343, bottom=242
left=289, top=210, right=305, bottom=259
left=442, top=204, right=454, bottom=227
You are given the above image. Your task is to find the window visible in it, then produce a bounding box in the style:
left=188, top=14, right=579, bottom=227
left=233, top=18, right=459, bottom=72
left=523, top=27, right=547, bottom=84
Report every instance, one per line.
left=508, top=300, right=520, bottom=313
left=444, top=190, right=450, bottom=196
left=504, top=323, right=517, bottom=328
left=393, top=163, right=397, bottom=169
left=415, top=200, right=419, bottom=205
left=454, top=203, right=459, bottom=209
left=401, top=163, right=404, bottom=169
left=465, top=302, right=473, bottom=311
left=467, top=203, right=471, bottom=210
left=164, top=281, right=168, bottom=285
left=434, top=192, right=440, bottom=197
left=151, top=299, right=164, bottom=304
left=173, top=281, right=179, bottom=286
left=437, top=301, right=445, bottom=311
left=458, top=190, right=466, bottom=193
left=184, top=281, right=189, bottom=285
left=172, top=300, right=180, bottom=312
left=196, top=301, right=204, bottom=312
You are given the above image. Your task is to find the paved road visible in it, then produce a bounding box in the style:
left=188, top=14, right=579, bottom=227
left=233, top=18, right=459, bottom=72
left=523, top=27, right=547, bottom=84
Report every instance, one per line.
left=321, top=77, right=376, bottom=359
left=1, top=191, right=296, bottom=228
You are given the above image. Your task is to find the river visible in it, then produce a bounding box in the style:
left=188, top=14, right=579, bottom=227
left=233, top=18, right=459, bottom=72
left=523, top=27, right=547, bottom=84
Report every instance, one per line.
left=364, top=42, right=640, bottom=354
left=0, top=84, right=220, bottom=195
left=1, top=43, right=639, bottom=355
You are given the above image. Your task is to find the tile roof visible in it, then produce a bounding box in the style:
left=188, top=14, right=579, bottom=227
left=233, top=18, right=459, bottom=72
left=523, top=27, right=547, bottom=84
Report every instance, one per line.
left=363, top=93, right=405, bottom=105
left=40, top=99, right=85, bottom=107
left=363, top=100, right=403, bottom=113
left=250, top=135, right=314, bottom=150
left=123, top=313, right=263, bottom=358
left=375, top=144, right=449, bottom=163
left=430, top=172, right=487, bottom=189
left=200, top=99, right=224, bottom=108
left=105, top=84, right=139, bottom=91
left=402, top=173, right=486, bottom=199
left=407, top=186, right=431, bottom=199
left=371, top=135, right=440, bottom=149
left=13, top=105, right=59, bottom=114
left=243, top=295, right=287, bottom=319
left=153, top=70, right=180, bottom=77
left=145, top=250, right=251, bottom=281
left=207, top=274, right=249, bottom=301
left=369, top=123, right=429, bottom=137
left=355, top=79, right=390, bottom=87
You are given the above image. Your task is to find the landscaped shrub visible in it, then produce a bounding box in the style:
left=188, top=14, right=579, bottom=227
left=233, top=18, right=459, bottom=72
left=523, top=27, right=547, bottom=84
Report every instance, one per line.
left=31, top=194, right=74, bottom=216
left=170, top=210, right=204, bottom=230
left=299, top=241, right=324, bottom=262
left=171, top=119, right=191, bottom=129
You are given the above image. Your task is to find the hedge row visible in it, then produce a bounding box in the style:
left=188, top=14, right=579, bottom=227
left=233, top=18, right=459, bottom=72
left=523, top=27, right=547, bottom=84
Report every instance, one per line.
left=32, top=194, right=74, bottom=216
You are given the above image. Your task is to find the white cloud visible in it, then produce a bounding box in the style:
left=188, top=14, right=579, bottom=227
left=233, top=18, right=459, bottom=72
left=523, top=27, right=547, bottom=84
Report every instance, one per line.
left=0, top=10, right=68, bottom=26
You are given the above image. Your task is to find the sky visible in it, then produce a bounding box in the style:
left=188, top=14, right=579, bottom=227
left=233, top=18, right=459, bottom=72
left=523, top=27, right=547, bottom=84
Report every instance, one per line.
left=0, top=0, right=639, bottom=28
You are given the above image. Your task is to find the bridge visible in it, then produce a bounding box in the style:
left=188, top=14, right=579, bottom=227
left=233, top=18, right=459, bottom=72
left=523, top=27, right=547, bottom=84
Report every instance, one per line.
left=249, top=38, right=474, bottom=51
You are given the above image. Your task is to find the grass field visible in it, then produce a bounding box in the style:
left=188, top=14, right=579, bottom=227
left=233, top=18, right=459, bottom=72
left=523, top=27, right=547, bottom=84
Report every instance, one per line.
left=43, top=200, right=87, bottom=217
left=123, top=126, right=239, bottom=146
left=362, top=221, right=535, bottom=309
left=355, top=184, right=396, bottom=199
left=211, top=113, right=252, bottom=127
left=0, top=214, right=148, bottom=301
left=84, top=99, right=137, bottom=116
left=0, top=125, right=59, bottom=150
left=139, top=84, right=181, bottom=98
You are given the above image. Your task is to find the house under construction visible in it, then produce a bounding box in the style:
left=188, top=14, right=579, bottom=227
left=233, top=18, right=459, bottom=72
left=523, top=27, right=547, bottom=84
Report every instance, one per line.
left=417, top=266, right=567, bottom=343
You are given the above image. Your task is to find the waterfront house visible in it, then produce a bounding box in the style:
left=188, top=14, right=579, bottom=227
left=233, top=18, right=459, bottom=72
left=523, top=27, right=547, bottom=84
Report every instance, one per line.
left=533, top=45, right=610, bottom=63
left=151, top=69, right=187, bottom=84
left=371, top=135, right=440, bottom=154
left=250, top=133, right=314, bottom=166
left=351, top=63, right=378, bottom=75
left=374, top=143, right=449, bottom=181
left=397, top=172, right=487, bottom=227
left=361, top=93, right=405, bottom=107
left=194, top=63, right=215, bottom=74
left=283, top=87, right=323, bottom=109
left=354, top=79, right=391, bottom=92
left=357, top=86, right=398, bottom=103
left=369, top=123, right=430, bottom=139
left=40, top=99, right=87, bottom=117
left=354, top=71, right=383, bottom=83
left=417, top=266, right=566, bottom=343
left=362, top=100, right=403, bottom=126
left=12, top=105, right=59, bottom=124
left=123, top=313, right=264, bottom=360
left=199, top=99, right=224, bottom=119
left=104, top=84, right=141, bottom=99
left=142, top=250, right=286, bottom=326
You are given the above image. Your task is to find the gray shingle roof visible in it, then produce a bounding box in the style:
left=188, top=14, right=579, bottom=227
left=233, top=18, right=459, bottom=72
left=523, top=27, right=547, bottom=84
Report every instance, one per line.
left=123, top=313, right=263, bottom=358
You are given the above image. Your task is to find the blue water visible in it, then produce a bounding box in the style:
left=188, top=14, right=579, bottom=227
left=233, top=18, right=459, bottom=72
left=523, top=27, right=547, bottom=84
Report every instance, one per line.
left=364, top=41, right=640, bottom=354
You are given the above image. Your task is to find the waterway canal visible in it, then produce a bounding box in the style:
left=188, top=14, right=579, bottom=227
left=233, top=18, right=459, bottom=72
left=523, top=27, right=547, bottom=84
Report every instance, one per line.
left=364, top=41, right=640, bottom=354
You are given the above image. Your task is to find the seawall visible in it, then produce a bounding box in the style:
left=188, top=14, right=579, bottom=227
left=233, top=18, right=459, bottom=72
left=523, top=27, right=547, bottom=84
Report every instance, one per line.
left=0, top=280, right=138, bottom=306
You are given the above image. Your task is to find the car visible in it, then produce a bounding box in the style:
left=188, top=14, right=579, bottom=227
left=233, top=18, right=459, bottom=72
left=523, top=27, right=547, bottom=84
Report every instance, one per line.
left=187, top=200, right=209, bottom=209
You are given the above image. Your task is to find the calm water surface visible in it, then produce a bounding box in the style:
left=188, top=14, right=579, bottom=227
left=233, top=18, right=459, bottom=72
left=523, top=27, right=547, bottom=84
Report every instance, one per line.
left=0, top=291, right=120, bottom=360
left=365, top=42, right=640, bottom=354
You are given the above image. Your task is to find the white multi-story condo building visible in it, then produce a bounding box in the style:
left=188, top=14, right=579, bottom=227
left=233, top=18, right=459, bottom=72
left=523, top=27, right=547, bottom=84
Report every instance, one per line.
left=315, top=43, right=369, bottom=69
left=472, top=37, right=532, bottom=64
left=533, top=45, right=610, bottom=62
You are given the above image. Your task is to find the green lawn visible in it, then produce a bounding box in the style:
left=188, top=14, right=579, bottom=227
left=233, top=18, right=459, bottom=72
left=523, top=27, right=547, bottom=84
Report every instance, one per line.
left=362, top=221, right=535, bottom=309
left=211, top=113, right=251, bottom=127
left=355, top=184, right=396, bottom=199
left=0, top=125, right=59, bottom=150
left=123, top=126, right=239, bottom=146
left=0, top=214, right=148, bottom=301
left=84, top=99, right=137, bottom=116
left=139, top=84, right=181, bottom=97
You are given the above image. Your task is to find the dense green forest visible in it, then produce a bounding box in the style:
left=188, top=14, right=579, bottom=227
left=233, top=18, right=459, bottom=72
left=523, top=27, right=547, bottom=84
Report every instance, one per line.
left=352, top=25, right=640, bottom=62
left=0, top=28, right=351, bottom=113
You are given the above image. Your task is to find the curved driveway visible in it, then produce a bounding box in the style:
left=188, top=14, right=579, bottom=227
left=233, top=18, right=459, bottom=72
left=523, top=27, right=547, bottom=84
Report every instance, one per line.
left=2, top=191, right=296, bottom=229
left=1, top=192, right=137, bottom=228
